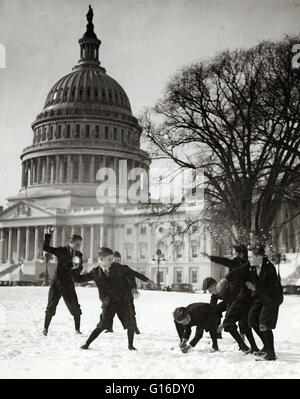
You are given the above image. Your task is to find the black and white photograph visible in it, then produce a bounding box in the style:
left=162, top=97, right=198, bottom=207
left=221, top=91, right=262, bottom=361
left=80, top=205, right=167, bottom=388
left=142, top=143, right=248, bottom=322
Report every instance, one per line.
left=0, top=0, right=300, bottom=382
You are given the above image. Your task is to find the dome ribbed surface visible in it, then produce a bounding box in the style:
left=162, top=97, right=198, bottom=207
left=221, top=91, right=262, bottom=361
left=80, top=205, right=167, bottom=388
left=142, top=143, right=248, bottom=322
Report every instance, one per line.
left=44, top=69, right=132, bottom=112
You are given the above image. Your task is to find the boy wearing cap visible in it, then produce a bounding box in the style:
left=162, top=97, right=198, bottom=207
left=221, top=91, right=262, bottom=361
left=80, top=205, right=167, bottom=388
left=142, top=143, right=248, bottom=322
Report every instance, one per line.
left=246, top=245, right=283, bottom=361
left=75, top=247, right=138, bottom=351
left=105, top=251, right=153, bottom=334
left=173, top=303, right=220, bottom=353
left=42, top=227, right=83, bottom=335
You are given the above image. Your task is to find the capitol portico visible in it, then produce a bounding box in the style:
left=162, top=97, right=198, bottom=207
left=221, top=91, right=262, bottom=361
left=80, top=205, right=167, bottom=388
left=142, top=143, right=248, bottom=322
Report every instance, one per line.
left=0, top=7, right=225, bottom=289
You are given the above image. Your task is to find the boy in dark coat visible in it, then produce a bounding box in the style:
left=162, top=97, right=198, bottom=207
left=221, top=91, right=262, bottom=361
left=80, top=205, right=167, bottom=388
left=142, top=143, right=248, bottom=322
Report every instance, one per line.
left=75, top=247, right=138, bottom=351
left=105, top=251, right=153, bottom=334
left=173, top=303, right=220, bottom=353
left=43, top=227, right=83, bottom=335
left=201, top=244, right=248, bottom=271
left=246, top=245, right=283, bottom=361
left=202, top=277, right=227, bottom=338
left=222, top=261, right=262, bottom=353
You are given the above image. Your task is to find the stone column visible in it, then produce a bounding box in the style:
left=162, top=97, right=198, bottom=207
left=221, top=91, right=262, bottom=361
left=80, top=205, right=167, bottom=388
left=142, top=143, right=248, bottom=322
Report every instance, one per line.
left=53, top=226, right=58, bottom=247
left=21, top=163, right=25, bottom=187
left=25, top=227, right=30, bottom=261
left=37, top=157, right=41, bottom=184
left=30, top=159, right=34, bottom=186
left=80, top=225, right=85, bottom=251
left=71, top=225, right=75, bottom=237
left=41, top=157, right=45, bottom=183
left=67, top=155, right=72, bottom=183
left=99, top=224, right=104, bottom=248
left=107, top=225, right=113, bottom=249
left=7, top=228, right=13, bottom=264
left=34, top=226, right=39, bottom=260
left=59, top=156, right=64, bottom=183
left=55, top=156, right=60, bottom=183
left=89, top=224, right=95, bottom=263
left=79, top=155, right=83, bottom=183
left=0, top=229, right=4, bottom=263
left=61, top=226, right=66, bottom=246
left=16, top=227, right=21, bottom=263
left=45, top=156, right=50, bottom=184
left=90, top=155, right=95, bottom=183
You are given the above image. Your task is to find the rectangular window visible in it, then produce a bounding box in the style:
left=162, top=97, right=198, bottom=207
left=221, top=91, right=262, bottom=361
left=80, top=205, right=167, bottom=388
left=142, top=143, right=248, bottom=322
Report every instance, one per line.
left=192, top=269, right=197, bottom=283
left=192, top=243, right=198, bottom=258
left=126, top=245, right=133, bottom=260
left=158, top=271, right=164, bottom=284
left=140, top=245, right=147, bottom=260
left=176, top=245, right=183, bottom=258
left=175, top=269, right=182, bottom=283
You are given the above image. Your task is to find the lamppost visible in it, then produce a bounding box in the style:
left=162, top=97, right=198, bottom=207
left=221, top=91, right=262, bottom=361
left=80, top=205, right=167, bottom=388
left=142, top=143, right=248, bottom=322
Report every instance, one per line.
left=152, top=249, right=166, bottom=289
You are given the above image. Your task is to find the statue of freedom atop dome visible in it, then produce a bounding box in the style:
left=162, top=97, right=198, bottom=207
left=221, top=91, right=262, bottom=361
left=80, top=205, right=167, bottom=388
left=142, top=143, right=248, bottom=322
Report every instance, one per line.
left=86, top=5, right=94, bottom=23
left=84, top=5, right=97, bottom=39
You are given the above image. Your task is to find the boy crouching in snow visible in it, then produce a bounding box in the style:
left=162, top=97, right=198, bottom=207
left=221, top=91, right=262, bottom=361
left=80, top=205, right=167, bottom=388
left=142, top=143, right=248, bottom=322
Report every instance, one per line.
left=173, top=303, right=220, bottom=353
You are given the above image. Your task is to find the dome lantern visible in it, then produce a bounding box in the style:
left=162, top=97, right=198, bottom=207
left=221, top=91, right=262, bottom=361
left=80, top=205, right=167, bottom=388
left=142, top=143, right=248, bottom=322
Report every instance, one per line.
left=75, top=5, right=102, bottom=70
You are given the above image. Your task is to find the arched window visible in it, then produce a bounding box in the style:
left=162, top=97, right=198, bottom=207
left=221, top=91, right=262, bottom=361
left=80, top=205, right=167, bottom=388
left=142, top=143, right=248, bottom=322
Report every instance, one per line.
left=105, top=126, right=109, bottom=139
left=86, top=87, right=91, bottom=99
left=121, top=129, right=124, bottom=142
left=66, top=124, right=71, bottom=138
left=94, top=88, right=98, bottom=98
left=76, top=124, right=80, bottom=138
left=175, top=242, right=183, bottom=258
left=49, top=125, right=53, bottom=140
left=57, top=125, right=62, bottom=139
left=113, top=127, right=117, bottom=140
left=102, top=89, right=106, bottom=100
left=86, top=124, right=90, bottom=138
left=95, top=125, right=100, bottom=139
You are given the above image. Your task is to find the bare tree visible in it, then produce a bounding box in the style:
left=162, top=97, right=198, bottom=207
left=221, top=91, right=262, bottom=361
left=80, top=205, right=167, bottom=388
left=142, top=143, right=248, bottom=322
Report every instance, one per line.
left=141, top=35, right=300, bottom=247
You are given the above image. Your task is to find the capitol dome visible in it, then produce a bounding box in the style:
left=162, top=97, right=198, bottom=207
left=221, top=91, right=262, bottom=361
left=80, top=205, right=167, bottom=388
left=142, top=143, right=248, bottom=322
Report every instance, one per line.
left=17, top=6, right=150, bottom=209
left=43, top=69, right=132, bottom=113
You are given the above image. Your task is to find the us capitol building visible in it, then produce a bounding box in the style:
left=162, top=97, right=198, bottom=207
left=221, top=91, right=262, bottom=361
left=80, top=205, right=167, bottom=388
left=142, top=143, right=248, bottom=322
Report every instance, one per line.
left=0, top=7, right=227, bottom=289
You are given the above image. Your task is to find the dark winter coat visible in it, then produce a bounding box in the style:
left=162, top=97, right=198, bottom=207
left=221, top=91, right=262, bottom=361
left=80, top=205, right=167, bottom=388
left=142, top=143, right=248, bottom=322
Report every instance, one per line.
left=225, top=261, right=253, bottom=302
left=73, top=262, right=137, bottom=306
left=116, top=263, right=150, bottom=287
left=210, top=255, right=247, bottom=271
left=175, top=302, right=220, bottom=347
left=249, top=257, right=283, bottom=306
left=43, top=234, right=83, bottom=288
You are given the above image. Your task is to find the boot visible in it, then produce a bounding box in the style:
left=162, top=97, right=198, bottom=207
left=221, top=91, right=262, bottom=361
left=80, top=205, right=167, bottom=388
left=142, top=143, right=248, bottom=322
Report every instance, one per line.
left=43, top=313, right=52, bottom=335
left=81, top=327, right=103, bottom=349
left=228, top=328, right=250, bottom=353
left=263, top=330, right=277, bottom=360
left=128, top=327, right=137, bottom=350
left=134, top=318, right=141, bottom=335
left=244, top=328, right=260, bottom=353
left=74, top=315, right=81, bottom=333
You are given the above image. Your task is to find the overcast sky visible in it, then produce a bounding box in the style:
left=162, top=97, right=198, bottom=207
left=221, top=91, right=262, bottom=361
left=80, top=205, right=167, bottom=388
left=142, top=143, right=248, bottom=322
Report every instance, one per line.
left=0, top=0, right=300, bottom=207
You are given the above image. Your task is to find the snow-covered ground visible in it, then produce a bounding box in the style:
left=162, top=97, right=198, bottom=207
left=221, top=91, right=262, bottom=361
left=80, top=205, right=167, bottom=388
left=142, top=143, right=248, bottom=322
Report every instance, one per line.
left=0, top=287, right=300, bottom=379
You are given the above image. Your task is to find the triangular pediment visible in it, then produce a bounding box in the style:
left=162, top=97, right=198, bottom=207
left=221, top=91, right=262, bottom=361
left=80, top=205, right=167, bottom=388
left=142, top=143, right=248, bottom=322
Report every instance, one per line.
left=0, top=201, right=56, bottom=220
